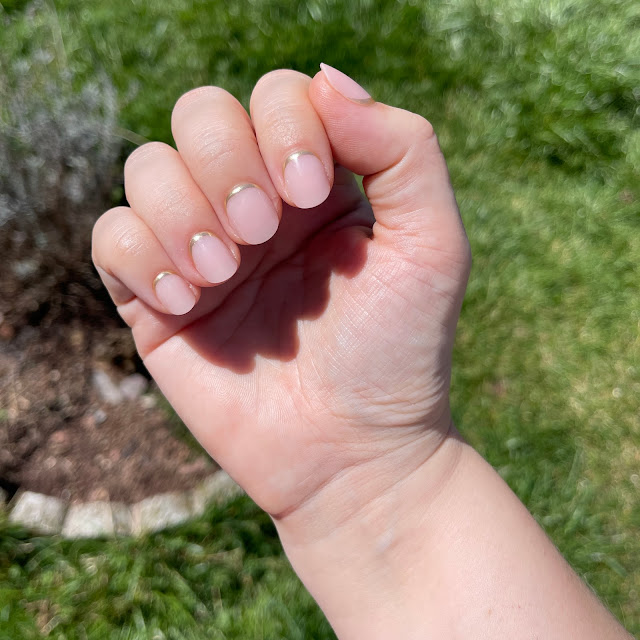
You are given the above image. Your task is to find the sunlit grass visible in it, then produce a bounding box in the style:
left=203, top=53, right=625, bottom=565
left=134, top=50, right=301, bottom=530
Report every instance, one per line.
left=1, top=0, right=638, bottom=636
left=0, top=498, right=333, bottom=639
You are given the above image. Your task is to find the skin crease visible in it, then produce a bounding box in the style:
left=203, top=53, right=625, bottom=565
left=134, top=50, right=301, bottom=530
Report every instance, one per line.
left=92, top=68, right=633, bottom=639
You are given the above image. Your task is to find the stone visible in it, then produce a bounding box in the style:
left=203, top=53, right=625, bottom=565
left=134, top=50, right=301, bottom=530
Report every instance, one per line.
left=0, top=324, right=14, bottom=340
left=111, top=502, right=133, bottom=536
left=61, top=502, right=114, bottom=538
left=119, top=374, right=148, bottom=400
left=87, top=487, right=110, bottom=502
left=140, top=394, right=157, bottom=410
left=178, top=458, right=210, bottom=475
left=121, top=440, right=138, bottom=458
left=9, top=491, right=67, bottom=535
left=92, top=369, right=123, bottom=405
left=191, top=471, right=244, bottom=517
left=94, top=454, right=113, bottom=471
left=12, top=258, right=39, bottom=279
left=132, top=492, right=193, bottom=535
left=49, top=430, right=70, bottom=445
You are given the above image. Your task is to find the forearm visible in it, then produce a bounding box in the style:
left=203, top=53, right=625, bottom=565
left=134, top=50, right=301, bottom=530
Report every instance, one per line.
left=275, top=429, right=631, bottom=640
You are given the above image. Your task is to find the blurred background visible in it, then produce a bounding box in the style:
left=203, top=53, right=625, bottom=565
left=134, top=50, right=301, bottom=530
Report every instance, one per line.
left=0, top=0, right=638, bottom=637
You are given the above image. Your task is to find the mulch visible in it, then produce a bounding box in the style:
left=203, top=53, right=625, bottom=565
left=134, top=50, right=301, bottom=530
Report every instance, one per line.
left=0, top=315, right=216, bottom=505
left=0, top=206, right=218, bottom=505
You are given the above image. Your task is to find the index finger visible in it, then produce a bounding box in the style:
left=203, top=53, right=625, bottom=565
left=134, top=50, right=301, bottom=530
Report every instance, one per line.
left=250, top=69, right=334, bottom=210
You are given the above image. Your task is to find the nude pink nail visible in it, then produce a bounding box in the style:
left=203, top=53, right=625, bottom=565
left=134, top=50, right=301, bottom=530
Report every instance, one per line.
left=319, top=63, right=373, bottom=103
left=284, top=152, right=331, bottom=209
left=226, top=184, right=279, bottom=244
left=190, top=232, right=238, bottom=284
left=154, top=272, right=196, bottom=315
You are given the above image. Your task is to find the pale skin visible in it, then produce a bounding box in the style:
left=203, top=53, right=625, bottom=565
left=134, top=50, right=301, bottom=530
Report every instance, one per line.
left=92, top=65, right=632, bottom=639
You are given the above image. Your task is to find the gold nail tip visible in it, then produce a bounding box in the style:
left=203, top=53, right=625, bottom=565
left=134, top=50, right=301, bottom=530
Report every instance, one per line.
left=189, top=231, right=214, bottom=252
left=283, top=150, right=317, bottom=169
left=225, top=183, right=259, bottom=205
left=152, top=271, right=176, bottom=288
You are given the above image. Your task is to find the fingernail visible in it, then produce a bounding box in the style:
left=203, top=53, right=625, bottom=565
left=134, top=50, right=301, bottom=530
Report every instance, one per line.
left=226, top=184, right=279, bottom=244
left=190, top=232, right=238, bottom=284
left=284, top=152, right=331, bottom=209
left=319, top=63, right=373, bottom=104
left=153, top=271, right=196, bottom=315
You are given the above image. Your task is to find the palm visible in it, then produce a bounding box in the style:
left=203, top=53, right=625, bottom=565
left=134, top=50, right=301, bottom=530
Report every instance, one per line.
left=125, top=167, right=466, bottom=516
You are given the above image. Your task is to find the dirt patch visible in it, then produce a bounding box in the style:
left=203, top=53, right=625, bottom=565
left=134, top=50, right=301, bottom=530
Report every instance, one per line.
left=0, top=317, right=216, bottom=504
left=0, top=194, right=216, bottom=505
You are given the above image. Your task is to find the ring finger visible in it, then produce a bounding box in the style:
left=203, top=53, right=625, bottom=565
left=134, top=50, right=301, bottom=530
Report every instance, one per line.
left=124, top=142, right=241, bottom=287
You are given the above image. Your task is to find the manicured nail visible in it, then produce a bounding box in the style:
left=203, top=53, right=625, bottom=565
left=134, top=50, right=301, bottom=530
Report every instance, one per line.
left=190, top=232, right=238, bottom=284
left=319, top=63, right=373, bottom=104
left=226, top=184, right=279, bottom=244
left=284, top=152, right=331, bottom=209
left=153, top=271, right=196, bottom=315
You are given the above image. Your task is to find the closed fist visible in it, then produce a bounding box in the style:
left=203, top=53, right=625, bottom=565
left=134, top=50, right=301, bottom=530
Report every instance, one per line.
left=92, top=64, right=471, bottom=527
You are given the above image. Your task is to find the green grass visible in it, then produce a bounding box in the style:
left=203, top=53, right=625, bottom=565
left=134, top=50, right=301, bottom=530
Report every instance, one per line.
left=1, top=0, right=639, bottom=636
left=0, top=498, right=333, bottom=639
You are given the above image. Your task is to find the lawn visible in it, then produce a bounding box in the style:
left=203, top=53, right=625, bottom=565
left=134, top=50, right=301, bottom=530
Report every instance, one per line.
left=1, top=0, right=639, bottom=637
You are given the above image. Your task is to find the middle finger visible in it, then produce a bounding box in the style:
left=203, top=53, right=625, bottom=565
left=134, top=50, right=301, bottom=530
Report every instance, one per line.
left=171, top=86, right=281, bottom=246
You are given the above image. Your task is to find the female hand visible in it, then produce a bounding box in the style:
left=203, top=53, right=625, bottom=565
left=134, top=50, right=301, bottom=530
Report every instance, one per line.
left=93, top=66, right=631, bottom=640
left=92, top=64, right=470, bottom=526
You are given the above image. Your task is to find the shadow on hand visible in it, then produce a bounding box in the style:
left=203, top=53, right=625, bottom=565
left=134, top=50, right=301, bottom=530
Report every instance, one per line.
left=180, top=220, right=372, bottom=374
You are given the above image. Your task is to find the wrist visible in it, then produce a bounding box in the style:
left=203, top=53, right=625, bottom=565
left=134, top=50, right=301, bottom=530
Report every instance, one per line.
left=275, top=423, right=630, bottom=640
left=273, top=421, right=465, bottom=638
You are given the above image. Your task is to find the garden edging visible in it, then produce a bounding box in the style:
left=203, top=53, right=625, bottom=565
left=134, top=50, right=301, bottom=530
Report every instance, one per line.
left=1, top=470, right=243, bottom=538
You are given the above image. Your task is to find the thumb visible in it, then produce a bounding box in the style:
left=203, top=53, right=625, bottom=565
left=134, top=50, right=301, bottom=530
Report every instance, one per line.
left=309, top=64, right=470, bottom=264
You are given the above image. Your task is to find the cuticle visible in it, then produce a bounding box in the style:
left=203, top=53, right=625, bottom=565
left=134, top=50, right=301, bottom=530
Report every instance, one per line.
left=283, top=150, right=316, bottom=173
left=225, top=182, right=259, bottom=208
left=283, top=150, right=332, bottom=187
left=153, top=270, right=176, bottom=290
left=189, top=231, right=214, bottom=254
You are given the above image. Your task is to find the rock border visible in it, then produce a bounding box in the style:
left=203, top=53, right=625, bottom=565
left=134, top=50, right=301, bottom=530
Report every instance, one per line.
left=1, top=470, right=243, bottom=538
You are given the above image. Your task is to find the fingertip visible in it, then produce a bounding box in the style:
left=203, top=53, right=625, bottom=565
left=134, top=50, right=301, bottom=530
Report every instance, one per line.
left=318, top=63, right=374, bottom=104
left=283, top=151, right=332, bottom=209
left=225, top=184, right=280, bottom=244
left=308, top=63, right=466, bottom=255
left=190, top=231, right=240, bottom=284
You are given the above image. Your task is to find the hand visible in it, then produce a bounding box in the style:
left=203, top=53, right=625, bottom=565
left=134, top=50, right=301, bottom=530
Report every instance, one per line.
left=92, top=64, right=471, bottom=528
left=93, top=67, right=633, bottom=640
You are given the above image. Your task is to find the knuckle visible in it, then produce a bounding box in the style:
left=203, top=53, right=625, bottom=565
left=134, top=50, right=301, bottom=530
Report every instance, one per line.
left=111, top=221, right=147, bottom=261
left=191, top=125, right=245, bottom=173
left=172, top=86, right=235, bottom=125
left=124, top=141, right=172, bottom=175
left=254, top=69, right=308, bottom=93
left=258, top=98, right=299, bottom=139
left=151, top=182, right=193, bottom=222
left=250, top=70, right=310, bottom=118
left=92, top=207, right=146, bottom=263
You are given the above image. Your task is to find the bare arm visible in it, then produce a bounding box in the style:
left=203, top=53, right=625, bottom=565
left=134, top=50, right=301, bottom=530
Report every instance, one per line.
left=277, top=431, right=630, bottom=639
left=93, top=63, right=632, bottom=639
